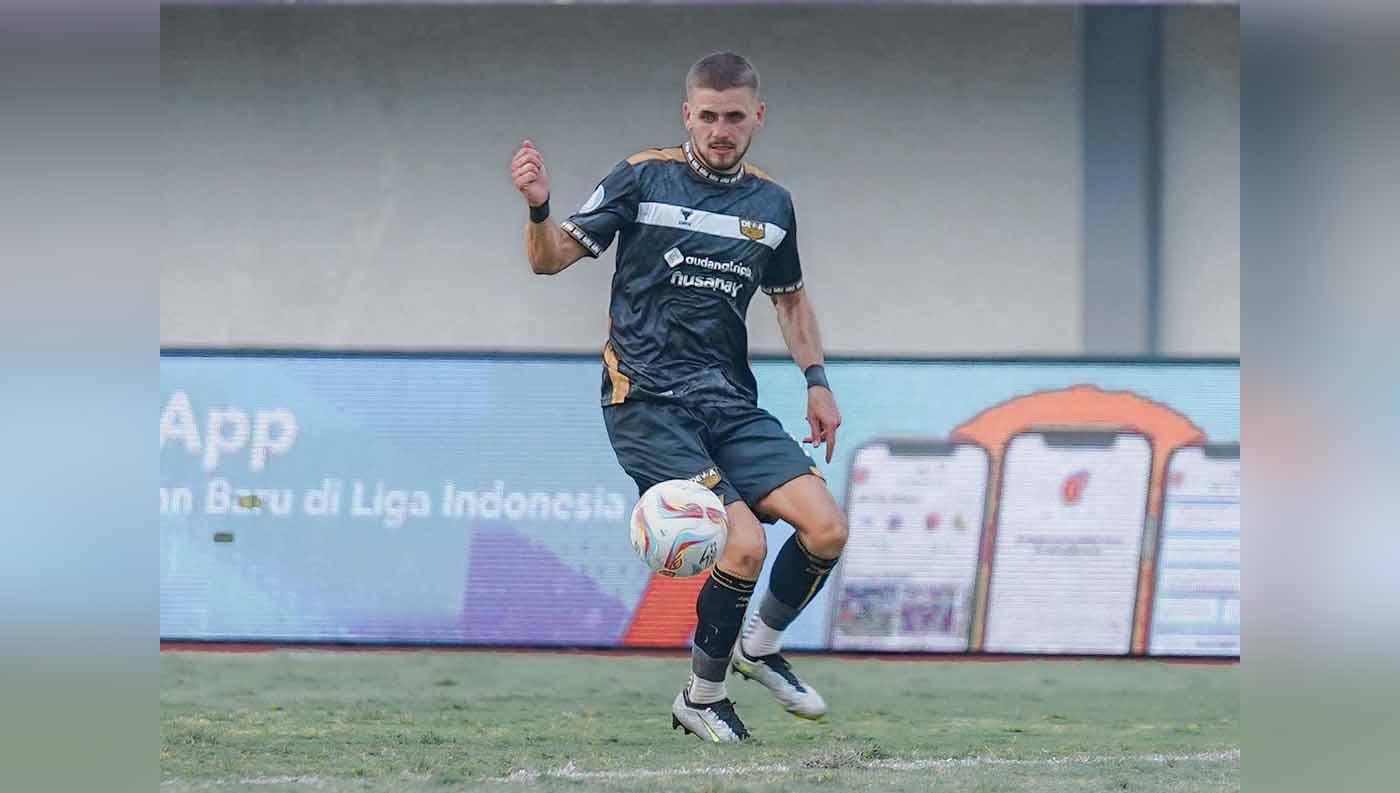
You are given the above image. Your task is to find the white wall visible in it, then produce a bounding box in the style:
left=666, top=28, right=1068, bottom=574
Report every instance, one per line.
left=1159, top=5, right=1240, bottom=355
left=161, top=5, right=1084, bottom=355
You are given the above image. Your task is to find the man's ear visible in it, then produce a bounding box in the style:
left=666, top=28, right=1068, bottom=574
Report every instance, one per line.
left=755, top=101, right=766, bottom=128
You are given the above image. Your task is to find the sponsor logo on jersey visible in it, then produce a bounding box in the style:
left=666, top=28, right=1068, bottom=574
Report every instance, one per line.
left=670, top=271, right=741, bottom=297
left=685, top=255, right=752, bottom=280
left=739, top=218, right=766, bottom=241
left=661, top=249, right=753, bottom=280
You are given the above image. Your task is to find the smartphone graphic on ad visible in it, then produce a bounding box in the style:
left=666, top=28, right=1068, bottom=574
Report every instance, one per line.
left=983, top=430, right=1152, bottom=654
left=1148, top=443, right=1240, bottom=656
left=829, top=440, right=990, bottom=652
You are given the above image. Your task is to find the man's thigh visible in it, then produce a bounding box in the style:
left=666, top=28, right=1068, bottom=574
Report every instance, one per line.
left=706, top=403, right=819, bottom=519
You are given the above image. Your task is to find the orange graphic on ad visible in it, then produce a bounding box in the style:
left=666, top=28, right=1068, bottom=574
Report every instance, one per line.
left=621, top=574, right=708, bottom=648
left=950, top=385, right=1206, bottom=655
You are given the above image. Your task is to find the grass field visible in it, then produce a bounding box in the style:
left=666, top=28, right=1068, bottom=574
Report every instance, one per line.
left=161, top=649, right=1238, bottom=792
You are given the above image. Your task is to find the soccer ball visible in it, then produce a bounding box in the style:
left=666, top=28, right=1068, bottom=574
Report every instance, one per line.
left=629, top=479, right=728, bottom=577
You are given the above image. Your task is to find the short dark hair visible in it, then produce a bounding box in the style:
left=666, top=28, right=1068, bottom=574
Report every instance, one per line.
left=685, top=52, right=760, bottom=97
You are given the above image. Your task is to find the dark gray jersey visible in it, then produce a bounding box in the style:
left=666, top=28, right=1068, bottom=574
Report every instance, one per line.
left=563, top=142, right=803, bottom=406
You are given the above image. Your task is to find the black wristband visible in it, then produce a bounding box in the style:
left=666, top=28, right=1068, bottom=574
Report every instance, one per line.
left=528, top=196, right=550, bottom=224
left=803, top=364, right=830, bottom=391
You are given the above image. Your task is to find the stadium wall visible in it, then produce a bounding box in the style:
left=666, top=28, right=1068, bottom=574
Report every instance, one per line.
left=162, top=5, right=1240, bottom=356
left=159, top=6, right=1240, bottom=656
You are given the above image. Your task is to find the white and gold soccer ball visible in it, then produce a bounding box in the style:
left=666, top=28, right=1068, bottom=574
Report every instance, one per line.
left=629, top=479, right=728, bottom=577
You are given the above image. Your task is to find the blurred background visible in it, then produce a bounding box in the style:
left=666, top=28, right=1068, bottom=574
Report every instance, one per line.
left=162, top=2, right=1238, bottom=357
left=160, top=2, right=1238, bottom=660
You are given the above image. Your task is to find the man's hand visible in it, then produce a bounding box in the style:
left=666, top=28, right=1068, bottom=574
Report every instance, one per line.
left=510, top=139, right=550, bottom=207
left=803, top=386, right=842, bottom=464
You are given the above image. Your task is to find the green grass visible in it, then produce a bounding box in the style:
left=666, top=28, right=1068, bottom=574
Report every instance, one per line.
left=161, top=650, right=1237, bottom=792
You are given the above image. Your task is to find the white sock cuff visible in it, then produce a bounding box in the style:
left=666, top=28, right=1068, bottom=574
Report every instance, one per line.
left=741, top=611, right=784, bottom=658
left=687, top=675, right=728, bottom=704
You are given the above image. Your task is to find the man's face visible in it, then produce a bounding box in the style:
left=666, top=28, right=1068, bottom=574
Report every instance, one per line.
left=683, top=86, right=765, bottom=173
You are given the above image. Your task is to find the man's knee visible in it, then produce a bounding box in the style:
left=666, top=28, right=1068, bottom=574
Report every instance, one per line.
left=720, top=501, right=768, bottom=579
left=801, top=510, right=848, bottom=559
left=722, top=533, right=767, bottom=579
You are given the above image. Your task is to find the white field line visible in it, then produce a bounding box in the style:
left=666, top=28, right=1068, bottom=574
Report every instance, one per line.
left=160, top=774, right=430, bottom=789
left=498, top=749, right=1239, bottom=782
left=159, top=750, right=1238, bottom=788
left=160, top=777, right=326, bottom=789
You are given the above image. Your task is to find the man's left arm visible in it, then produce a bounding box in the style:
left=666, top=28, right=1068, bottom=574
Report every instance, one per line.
left=772, top=289, right=842, bottom=463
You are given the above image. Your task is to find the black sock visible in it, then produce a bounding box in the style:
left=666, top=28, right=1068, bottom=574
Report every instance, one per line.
left=691, top=566, right=757, bottom=683
left=759, top=533, right=840, bottom=631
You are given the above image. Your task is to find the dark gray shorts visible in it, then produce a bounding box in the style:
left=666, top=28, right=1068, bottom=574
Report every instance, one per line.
left=603, top=398, right=818, bottom=522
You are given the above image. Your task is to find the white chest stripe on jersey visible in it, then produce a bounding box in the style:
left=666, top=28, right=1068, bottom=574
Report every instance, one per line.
left=636, top=202, right=788, bottom=251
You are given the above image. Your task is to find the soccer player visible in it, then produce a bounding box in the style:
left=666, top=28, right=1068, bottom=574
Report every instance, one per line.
left=509, top=52, right=848, bottom=742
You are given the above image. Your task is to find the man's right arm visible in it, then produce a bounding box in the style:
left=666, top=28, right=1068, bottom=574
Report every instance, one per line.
left=511, top=139, right=588, bottom=275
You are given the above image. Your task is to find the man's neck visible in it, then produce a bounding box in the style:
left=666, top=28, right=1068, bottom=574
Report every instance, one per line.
left=683, top=140, right=745, bottom=185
